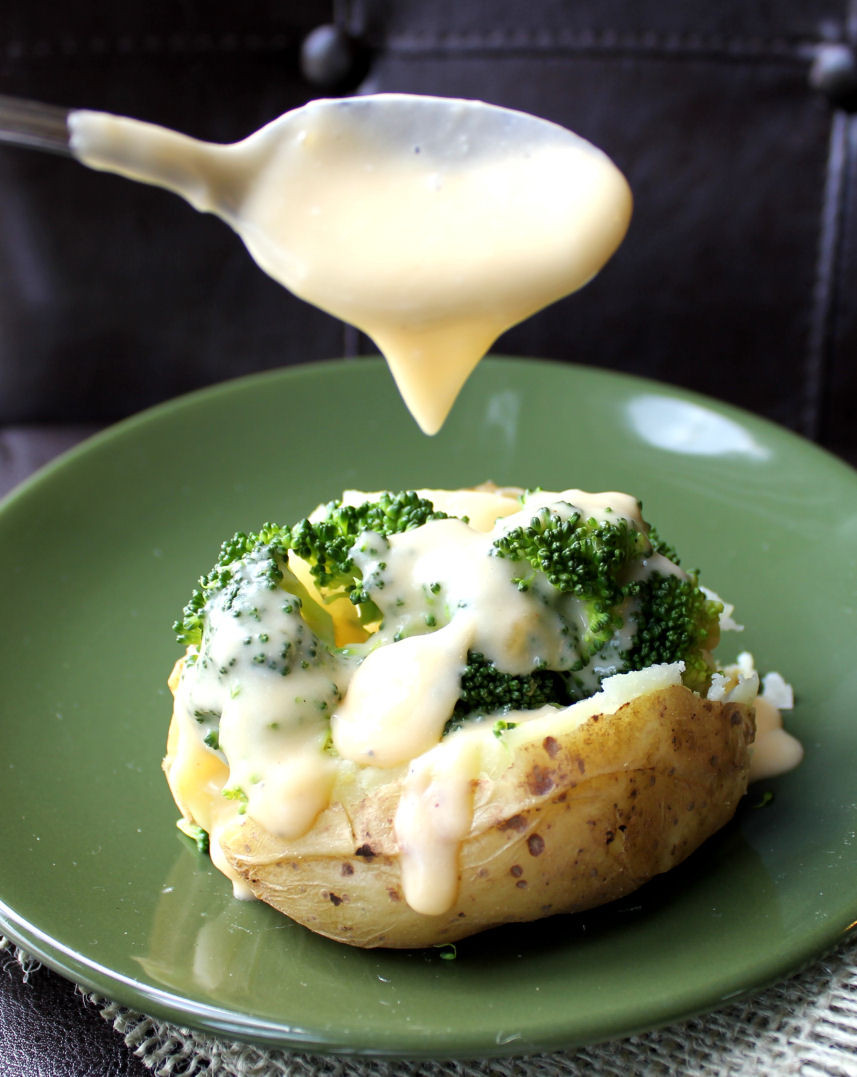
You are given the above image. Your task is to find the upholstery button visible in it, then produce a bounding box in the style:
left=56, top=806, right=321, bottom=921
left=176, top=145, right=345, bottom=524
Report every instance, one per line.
left=300, top=24, right=369, bottom=91
left=809, top=43, right=857, bottom=111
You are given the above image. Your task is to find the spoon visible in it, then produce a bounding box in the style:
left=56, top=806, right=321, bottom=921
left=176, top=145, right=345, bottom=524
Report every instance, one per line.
left=0, top=94, right=71, bottom=155
left=0, top=92, right=632, bottom=433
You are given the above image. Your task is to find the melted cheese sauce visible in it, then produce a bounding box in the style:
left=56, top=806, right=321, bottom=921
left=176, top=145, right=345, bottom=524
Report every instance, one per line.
left=68, top=96, right=632, bottom=433
left=164, top=487, right=803, bottom=918
left=331, top=614, right=475, bottom=767
left=708, top=654, right=803, bottom=782
left=751, top=696, right=804, bottom=781
left=393, top=732, right=481, bottom=916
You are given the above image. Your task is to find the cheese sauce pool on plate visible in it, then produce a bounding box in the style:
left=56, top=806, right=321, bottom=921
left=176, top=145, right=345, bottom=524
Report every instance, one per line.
left=68, top=95, right=632, bottom=433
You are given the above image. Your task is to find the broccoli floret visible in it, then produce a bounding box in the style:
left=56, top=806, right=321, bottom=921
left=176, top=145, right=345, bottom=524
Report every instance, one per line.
left=647, top=525, right=679, bottom=564
left=176, top=818, right=210, bottom=854
left=492, top=506, right=648, bottom=597
left=174, top=524, right=295, bottom=647
left=289, top=491, right=449, bottom=621
left=624, top=572, right=722, bottom=693
left=176, top=491, right=725, bottom=752
left=448, top=651, right=572, bottom=732
left=489, top=501, right=720, bottom=695
left=175, top=492, right=452, bottom=656
left=492, top=506, right=650, bottom=664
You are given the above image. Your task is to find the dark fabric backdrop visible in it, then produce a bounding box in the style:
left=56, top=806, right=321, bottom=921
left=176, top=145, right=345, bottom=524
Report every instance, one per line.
left=2, top=1, right=856, bottom=456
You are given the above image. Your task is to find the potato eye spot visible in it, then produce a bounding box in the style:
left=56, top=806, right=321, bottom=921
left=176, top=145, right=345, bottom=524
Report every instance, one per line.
left=498, top=813, right=528, bottom=833
left=527, top=833, right=545, bottom=856
left=527, top=765, right=555, bottom=796
left=542, top=736, right=560, bottom=758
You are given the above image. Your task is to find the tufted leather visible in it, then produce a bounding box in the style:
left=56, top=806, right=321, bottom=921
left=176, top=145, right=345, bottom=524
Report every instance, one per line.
left=0, top=947, right=149, bottom=1077
left=3, top=1, right=857, bottom=1073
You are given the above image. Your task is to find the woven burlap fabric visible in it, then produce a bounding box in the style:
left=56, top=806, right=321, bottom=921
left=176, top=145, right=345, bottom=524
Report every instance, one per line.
left=6, top=934, right=857, bottom=1075
left=35, top=933, right=856, bottom=1077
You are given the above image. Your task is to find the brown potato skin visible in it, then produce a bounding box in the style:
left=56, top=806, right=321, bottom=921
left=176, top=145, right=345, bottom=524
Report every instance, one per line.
left=218, top=685, right=754, bottom=948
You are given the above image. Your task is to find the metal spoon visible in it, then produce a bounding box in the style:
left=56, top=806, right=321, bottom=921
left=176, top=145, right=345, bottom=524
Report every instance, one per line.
left=0, top=90, right=619, bottom=202
left=0, top=92, right=632, bottom=434
left=0, top=94, right=71, bottom=155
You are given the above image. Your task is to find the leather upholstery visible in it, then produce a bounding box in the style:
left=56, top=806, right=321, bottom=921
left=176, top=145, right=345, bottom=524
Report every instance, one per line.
left=2, top=2, right=856, bottom=1074
left=0, top=946, right=148, bottom=1077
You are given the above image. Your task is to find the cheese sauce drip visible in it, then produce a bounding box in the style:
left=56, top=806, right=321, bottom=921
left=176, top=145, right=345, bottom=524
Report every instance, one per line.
left=68, top=96, right=632, bottom=433
left=393, top=732, right=481, bottom=916
left=166, top=487, right=802, bottom=918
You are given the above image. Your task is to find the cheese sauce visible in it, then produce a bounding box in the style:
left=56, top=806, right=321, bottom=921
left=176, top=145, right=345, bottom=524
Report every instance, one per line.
left=165, top=488, right=803, bottom=918
left=393, top=732, right=481, bottom=916
left=68, top=95, right=632, bottom=433
left=331, top=614, right=476, bottom=768
left=745, top=662, right=803, bottom=782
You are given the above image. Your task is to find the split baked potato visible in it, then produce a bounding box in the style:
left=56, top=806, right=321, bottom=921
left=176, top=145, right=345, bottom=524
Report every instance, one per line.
left=164, top=484, right=798, bottom=948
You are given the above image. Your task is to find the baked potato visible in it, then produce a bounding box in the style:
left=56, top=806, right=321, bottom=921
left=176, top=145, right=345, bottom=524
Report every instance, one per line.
left=164, top=484, right=797, bottom=948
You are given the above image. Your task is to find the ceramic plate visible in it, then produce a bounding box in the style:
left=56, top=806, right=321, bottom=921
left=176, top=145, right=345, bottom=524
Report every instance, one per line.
left=1, top=357, right=855, bottom=1058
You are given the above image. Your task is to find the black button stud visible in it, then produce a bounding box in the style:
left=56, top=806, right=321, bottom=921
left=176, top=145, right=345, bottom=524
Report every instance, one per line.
left=300, top=24, right=369, bottom=92
left=809, top=43, right=857, bottom=111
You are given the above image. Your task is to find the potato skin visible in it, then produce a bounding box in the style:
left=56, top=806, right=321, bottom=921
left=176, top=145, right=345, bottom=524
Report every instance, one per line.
left=218, top=685, right=754, bottom=948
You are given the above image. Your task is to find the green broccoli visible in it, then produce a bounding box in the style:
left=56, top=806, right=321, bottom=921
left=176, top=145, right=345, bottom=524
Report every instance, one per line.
left=175, top=492, right=449, bottom=652
left=176, top=818, right=210, bottom=854
left=174, top=490, right=725, bottom=747
left=624, top=571, right=722, bottom=693
left=174, top=523, right=297, bottom=647
left=445, top=650, right=573, bottom=734
left=490, top=500, right=722, bottom=696
left=289, top=491, right=449, bottom=622
left=492, top=506, right=650, bottom=664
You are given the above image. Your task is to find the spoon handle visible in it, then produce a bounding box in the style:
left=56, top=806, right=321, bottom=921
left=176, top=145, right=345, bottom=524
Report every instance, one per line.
left=0, top=94, right=72, bottom=156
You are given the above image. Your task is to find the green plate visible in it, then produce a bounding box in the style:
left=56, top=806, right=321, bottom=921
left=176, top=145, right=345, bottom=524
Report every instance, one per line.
left=0, top=356, right=854, bottom=1058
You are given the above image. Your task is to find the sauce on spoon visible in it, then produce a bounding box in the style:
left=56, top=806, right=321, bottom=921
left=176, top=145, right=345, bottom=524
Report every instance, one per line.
left=68, top=94, right=632, bottom=433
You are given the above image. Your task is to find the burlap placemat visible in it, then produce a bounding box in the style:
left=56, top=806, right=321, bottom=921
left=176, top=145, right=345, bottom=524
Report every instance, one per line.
left=8, top=930, right=851, bottom=1077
